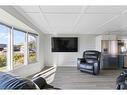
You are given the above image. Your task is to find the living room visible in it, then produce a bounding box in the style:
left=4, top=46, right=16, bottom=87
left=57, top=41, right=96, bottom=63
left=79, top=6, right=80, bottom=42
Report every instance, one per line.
left=0, top=3, right=127, bottom=93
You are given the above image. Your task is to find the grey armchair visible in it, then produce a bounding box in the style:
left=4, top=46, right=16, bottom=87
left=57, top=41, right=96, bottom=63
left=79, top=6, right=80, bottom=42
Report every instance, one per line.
left=77, top=50, right=101, bottom=75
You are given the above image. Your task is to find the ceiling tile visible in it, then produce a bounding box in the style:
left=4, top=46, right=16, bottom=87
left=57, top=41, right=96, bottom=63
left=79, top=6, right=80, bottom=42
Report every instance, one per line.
left=40, top=6, right=86, bottom=14
left=75, top=14, right=116, bottom=34
left=86, top=6, right=127, bottom=14
left=45, top=14, right=80, bottom=27
left=97, top=16, right=122, bottom=33
left=20, top=6, right=40, bottom=13
left=26, top=13, right=52, bottom=33
left=44, top=14, right=80, bottom=34
left=51, top=26, right=74, bottom=34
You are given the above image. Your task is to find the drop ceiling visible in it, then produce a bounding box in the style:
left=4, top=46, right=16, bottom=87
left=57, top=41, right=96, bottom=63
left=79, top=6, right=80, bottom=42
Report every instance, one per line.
left=12, top=6, right=127, bottom=34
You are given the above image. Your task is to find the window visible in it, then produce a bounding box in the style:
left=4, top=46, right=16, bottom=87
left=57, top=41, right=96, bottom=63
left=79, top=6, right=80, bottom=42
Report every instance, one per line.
left=0, top=24, right=10, bottom=71
left=28, top=33, right=37, bottom=64
left=13, top=29, right=26, bottom=68
left=0, top=23, right=38, bottom=71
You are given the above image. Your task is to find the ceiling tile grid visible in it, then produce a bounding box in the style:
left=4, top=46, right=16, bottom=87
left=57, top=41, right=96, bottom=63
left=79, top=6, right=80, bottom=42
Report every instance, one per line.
left=13, top=6, right=127, bottom=34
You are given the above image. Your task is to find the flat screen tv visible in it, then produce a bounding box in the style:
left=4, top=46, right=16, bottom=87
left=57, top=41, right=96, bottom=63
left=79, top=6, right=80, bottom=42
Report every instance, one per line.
left=52, top=37, right=78, bottom=52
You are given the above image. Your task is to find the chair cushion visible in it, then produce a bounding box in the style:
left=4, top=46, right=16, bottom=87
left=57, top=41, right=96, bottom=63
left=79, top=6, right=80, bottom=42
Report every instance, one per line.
left=83, top=50, right=100, bottom=60
left=85, top=59, right=98, bottom=64
left=80, top=63, right=93, bottom=70
left=85, top=55, right=98, bottom=59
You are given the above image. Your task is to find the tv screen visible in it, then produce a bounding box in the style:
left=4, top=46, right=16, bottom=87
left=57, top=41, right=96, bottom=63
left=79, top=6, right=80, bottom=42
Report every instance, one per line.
left=52, top=37, right=78, bottom=52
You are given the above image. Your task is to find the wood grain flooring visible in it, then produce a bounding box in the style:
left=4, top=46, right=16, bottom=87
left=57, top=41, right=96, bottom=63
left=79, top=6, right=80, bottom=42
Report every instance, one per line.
left=51, top=67, right=122, bottom=89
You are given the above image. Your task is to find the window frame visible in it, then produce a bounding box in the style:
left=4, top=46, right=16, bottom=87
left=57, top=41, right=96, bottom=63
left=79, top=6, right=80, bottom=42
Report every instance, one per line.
left=13, top=28, right=27, bottom=68
left=0, top=24, right=11, bottom=71
left=28, top=33, right=38, bottom=64
left=0, top=22, right=39, bottom=71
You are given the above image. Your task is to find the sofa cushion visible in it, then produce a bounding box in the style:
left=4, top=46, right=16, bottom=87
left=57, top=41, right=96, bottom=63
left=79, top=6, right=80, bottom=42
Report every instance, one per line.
left=32, top=77, right=54, bottom=89
left=0, top=72, right=36, bottom=89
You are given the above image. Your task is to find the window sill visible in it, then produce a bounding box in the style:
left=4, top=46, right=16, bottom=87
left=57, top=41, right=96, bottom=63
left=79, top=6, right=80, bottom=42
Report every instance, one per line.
left=7, top=62, right=38, bottom=72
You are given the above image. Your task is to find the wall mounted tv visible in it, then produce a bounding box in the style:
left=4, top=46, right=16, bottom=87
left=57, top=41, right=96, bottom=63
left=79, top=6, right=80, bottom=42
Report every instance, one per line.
left=52, top=37, right=78, bottom=52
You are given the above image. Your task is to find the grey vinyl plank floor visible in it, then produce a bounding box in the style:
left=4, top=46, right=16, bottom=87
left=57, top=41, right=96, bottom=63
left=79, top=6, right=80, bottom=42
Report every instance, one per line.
left=51, top=67, right=121, bottom=90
